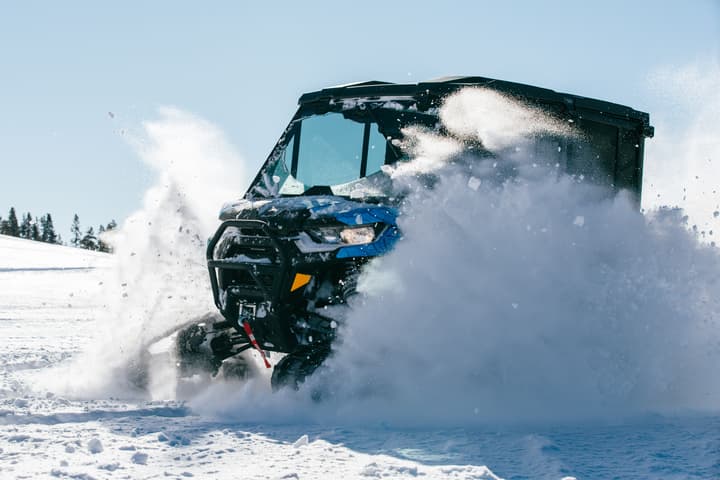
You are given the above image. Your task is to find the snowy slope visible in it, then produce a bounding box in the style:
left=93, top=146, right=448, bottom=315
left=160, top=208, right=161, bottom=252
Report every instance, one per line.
left=0, top=234, right=112, bottom=270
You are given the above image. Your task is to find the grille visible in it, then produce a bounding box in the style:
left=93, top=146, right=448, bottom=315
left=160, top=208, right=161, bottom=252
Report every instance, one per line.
left=223, top=270, right=275, bottom=290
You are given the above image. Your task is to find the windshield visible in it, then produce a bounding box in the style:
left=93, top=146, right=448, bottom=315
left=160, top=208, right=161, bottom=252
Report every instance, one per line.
left=248, top=101, right=439, bottom=200
left=269, top=112, right=398, bottom=197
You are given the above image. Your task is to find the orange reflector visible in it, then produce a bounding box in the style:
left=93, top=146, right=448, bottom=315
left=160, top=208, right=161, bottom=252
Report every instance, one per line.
left=291, top=273, right=312, bottom=292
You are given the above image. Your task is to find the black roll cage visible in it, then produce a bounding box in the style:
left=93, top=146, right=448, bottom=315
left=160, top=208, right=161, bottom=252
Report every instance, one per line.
left=247, top=76, right=654, bottom=204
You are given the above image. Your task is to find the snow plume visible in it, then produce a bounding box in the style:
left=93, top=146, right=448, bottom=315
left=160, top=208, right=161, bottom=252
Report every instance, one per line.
left=310, top=85, right=720, bottom=424
left=387, top=88, right=575, bottom=179
left=644, top=60, right=720, bottom=244
left=41, top=107, right=248, bottom=399
left=37, top=78, right=719, bottom=426
left=192, top=84, right=720, bottom=425
left=315, top=174, right=720, bottom=423
left=440, top=87, right=573, bottom=150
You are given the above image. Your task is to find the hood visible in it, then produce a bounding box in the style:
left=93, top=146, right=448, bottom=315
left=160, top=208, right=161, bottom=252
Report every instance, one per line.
left=219, top=195, right=397, bottom=231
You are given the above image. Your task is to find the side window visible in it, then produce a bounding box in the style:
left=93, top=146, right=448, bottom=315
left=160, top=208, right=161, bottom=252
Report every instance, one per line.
left=274, top=132, right=306, bottom=195
left=274, top=132, right=294, bottom=178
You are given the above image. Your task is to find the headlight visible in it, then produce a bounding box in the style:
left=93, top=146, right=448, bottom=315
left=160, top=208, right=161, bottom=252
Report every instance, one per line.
left=340, top=226, right=375, bottom=245
left=295, top=225, right=377, bottom=253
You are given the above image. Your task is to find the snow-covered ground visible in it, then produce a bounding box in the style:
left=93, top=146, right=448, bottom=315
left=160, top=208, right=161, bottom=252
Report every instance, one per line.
left=2, top=236, right=720, bottom=480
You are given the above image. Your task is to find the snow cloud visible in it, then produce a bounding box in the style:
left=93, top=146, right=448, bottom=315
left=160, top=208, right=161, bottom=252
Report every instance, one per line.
left=312, top=79, right=720, bottom=424
left=41, top=107, right=248, bottom=399
left=45, top=67, right=720, bottom=426
left=643, top=60, right=720, bottom=244
left=196, top=78, right=720, bottom=425
left=317, top=171, right=720, bottom=423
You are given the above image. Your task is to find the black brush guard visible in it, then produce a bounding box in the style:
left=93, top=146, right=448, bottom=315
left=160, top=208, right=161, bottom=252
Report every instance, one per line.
left=207, top=219, right=336, bottom=354
left=207, top=219, right=297, bottom=351
left=207, top=219, right=287, bottom=311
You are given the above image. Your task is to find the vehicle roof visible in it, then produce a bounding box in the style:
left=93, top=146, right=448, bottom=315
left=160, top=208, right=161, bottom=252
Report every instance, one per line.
left=299, top=76, right=654, bottom=137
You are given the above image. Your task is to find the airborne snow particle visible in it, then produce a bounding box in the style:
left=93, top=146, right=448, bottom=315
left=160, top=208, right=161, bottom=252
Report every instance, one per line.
left=467, top=176, right=481, bottom=191
left=573, top=215, right=585, bottom=227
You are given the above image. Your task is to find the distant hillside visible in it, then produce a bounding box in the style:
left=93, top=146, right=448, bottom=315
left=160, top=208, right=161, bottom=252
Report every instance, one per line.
left=0, top=234, right=113, bottom=271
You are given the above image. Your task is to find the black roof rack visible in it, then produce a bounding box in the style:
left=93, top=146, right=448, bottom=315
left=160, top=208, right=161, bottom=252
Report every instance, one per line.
left=299, top=75, right=654, bottom=138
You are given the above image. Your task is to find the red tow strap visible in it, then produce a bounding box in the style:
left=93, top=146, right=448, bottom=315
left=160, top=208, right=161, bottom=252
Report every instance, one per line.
left=242, top=320, right=272, bottom=369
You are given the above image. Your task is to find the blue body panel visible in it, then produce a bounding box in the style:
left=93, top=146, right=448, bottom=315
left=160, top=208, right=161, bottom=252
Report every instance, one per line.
left=333, top=205, right=400, bottom=259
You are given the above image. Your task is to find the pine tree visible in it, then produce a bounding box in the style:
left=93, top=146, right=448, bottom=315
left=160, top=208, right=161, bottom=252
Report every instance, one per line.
left=96, top=220, right=117, bottom=253
left=30, top=217, right=41, bottom=241
left=97, top=225, right=108, bottom=253
left=40, top=214, right=58, bottom=243
left=6, top=208, right=19, bottom=237
left=40, top=214, right=47, bottom=242
left=40, top=214, right=48, bottom=241
left=71, top=214, right=81, bottom=247
left=80, top=226, right=97, bottom=251
left=0, top=215, right=4, bottom=235
left=19, top=213, right=32, bottom=239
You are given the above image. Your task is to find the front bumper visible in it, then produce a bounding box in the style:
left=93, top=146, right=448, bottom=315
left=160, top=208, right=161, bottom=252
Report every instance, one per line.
left=207, top=219, right=360, bottom=352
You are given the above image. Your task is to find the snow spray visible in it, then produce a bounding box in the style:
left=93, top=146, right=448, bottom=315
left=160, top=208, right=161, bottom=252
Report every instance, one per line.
left=643, top=61, right=720, bottom=241
left=196, top=66, right=720, bottom=425
left=45, top=63, right=720, bottom=425
left=307, top=74, right=720, bottom=424
left=40, top=107, right=248, bottom=399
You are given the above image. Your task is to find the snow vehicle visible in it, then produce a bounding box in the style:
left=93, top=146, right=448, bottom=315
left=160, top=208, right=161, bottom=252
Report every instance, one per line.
left=175, top=76, right=654, bottom=390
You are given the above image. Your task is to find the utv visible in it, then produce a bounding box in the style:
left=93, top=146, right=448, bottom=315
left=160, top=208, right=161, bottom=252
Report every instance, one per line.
left=176, top=76, right=654, bottom=390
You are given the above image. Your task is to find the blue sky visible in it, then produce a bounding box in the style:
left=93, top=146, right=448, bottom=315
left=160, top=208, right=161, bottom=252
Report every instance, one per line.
left=1, top=1, right=718, bottom=238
